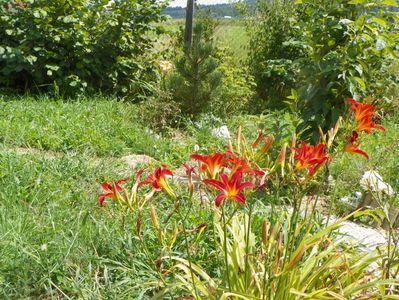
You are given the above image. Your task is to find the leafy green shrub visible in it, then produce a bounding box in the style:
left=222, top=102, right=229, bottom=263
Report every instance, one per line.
left=247, top=0, right=306, bottom=109
left=248, top=0, right=399, bottom=140
left=295, top=0, right=399, bottom=140
left=376, top=59, right=399, bottom=113
left=0, top=0, right=165, bottom=97
left=211, top=47, right=255, bottom=117
left=138, top=92, right=182, bottom=132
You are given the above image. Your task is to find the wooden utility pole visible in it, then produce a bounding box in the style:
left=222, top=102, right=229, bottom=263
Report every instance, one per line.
left=184, top=0, right=194, bottom=46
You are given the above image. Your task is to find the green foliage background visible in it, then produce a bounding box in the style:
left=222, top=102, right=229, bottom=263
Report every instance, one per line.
left=248, top=0, right=399, bottom=140
left=0, top=0, right=165, bottom=97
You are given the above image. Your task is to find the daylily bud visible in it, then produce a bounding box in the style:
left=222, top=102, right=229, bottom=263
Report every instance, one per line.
left=144, top=189, right=156, bottom=203
left=268, top=223, right=279, bottom=255
left=259, top=171, right=269, bottom=188
left=150, top=205, right=164, bottom=244
left=275, top=232, right=283, bottom=273
left=327, top=116, right=342, bottom=148
left=259, top=134, right=274, bottom=155
left=129, top=169, right=144, bottom=207
left=169, top=221, right=179, bottom=248
left=132, top=170, right=144, bottom=194
left=277, top=142, right=288, bottom=177
left=150, top=205, right=160, bottom=230
left=318, top=127, right=325, bottom=144
left=287, top=245, right=306, bottom=270
left=227, top=140, right=234, bottom=153
left=251, top=129, right=264, bottom=149
left=289, top=133, right=297, bottom=165
left=185, top=223, right=207, bottom=234
left=183, top=163, right=195, bottom=197
left=236, top=126, right=242, bottom=153
left=270, top=223, right=279, bottom=243
left=278, top=232, right=283, bottom=252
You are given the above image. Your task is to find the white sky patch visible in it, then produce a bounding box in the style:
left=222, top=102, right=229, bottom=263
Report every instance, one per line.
left=168, top=0, right=230, bottom=7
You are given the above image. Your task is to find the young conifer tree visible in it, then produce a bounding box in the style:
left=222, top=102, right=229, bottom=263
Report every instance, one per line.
left=168, top=15, right=221, bottom=117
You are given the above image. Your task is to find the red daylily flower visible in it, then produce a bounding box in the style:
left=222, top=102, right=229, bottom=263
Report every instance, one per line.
left=346, top=98, right=385, bottom=133
left=98, top=178, right=129, bottom=206
left=191, top=152, right=229, bottom=179
left=227, top=151, right=265, bottom=176
left=203, top=170, right=254, bottom=207
left=292, top=141, right=329, bottom=176
left=356, top=116, right=385, bottom=133
left=140, top=166, right=175, bottom=197
left=344, top=131, right=369, bottom=160
left=346, top=98, right=375, bottom=120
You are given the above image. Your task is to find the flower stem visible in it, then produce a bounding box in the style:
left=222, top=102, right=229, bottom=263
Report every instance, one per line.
left=222, top=205, right=232, bottom=292
left=178, top=199, right=199, bottom=299
left=244, top=203, right=253, bottom=292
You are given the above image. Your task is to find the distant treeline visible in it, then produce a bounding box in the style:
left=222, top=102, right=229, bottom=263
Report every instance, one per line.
left=163, top=1, right=255, bottom=18
left=163, top=0, right=398, bottom=19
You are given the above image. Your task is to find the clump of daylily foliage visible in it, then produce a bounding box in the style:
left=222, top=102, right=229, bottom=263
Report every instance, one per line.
left=97, top=98, right=398, bottom=299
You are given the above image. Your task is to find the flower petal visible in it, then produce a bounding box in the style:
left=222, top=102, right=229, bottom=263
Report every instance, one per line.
left=101, top=182, right=112, bottom=191
left=161, top=165, right=173, bottom=176
left=98, top=194, right=106, bottom=206
left=191, top=153, right=206, bottom=163
left=215, top=193, right=225, bottom=207
left=203, top=178, right=225, bottom=191
left=239, top=181, right=255, bottom=189
left=234, top=192, right=246, bottom=205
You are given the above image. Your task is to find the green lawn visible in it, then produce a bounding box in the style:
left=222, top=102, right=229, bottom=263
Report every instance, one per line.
left=0, top=96, right=398, bottom=298
left=214, top=19, right=249, bottom=60
left=0, top=95, right=226, bottom=165
left=0, top=97, right=206, bottom=298
left=0, top=96, right=158, bottom=157
left=160, top=18, right=249, bottom=60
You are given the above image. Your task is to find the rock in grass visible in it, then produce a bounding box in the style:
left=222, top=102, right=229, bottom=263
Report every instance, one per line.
left=211, top=125, right=230, bottom=140
left=358, top=170, right=398, bottom=229
left=123, top=154, right=156, bottom=169
left=360, top=170, right=395, bottom=196
left=338, top=220, right=387, bottom=251
left=326, top=215, right=387, bottom=251
left=340, top=191, right=362, bottom=209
